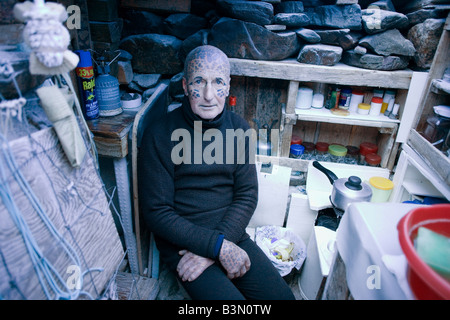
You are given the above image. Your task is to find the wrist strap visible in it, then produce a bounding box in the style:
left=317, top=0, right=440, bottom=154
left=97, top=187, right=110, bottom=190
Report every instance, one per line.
left=214, top=234, right=225, bottom=258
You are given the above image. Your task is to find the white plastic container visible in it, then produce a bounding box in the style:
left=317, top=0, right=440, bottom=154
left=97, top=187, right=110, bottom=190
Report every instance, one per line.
left=348, top=91, right=364, bottom=113
left=296, top=87, right=313, bottom=109
left=312, top=93, right=324, bottom=109
left=369, top=97, right=383, bottom=116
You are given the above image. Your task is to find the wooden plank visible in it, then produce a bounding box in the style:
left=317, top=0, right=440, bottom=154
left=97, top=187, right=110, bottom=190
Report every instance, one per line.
left=115, top=272, right=159, bottom=300
left=0, top=128, right=124, bottom=299
left=407, top=129, right=450, bottom=186
left=229, top=58, right=414, bottom=89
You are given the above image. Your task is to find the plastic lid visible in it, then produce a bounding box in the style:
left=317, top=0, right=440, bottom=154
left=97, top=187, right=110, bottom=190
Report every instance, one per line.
left=360, top=142, right=378, bottom=155
left=291, top=135, right=302, bottom=145
left=346, top=145, right=359, bottom=155
left=365, top=152, right=381, bottom=165
left=358, top=103, right=371, bottom=110
left=341, top=87, right=352, bottom=93
left=229, top=96, right=236, bottom=106
left=75, top=50, right=93, bottom=68
left=302, top=141, right=315, bottom=151
left=315, top=142, right=329, bottom=152
left=290, top=144, right=305, bottom=156
left=371, top=97, right=384, bottom=104
left=352, top=91, right=364, bottom=96
left=328, top=144, right=347, bottom=157
left=369, top=176, right=394, bottom=190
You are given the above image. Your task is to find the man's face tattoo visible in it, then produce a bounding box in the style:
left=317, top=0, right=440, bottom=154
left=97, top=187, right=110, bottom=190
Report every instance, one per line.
left=183, top=46, right=231, bottom=120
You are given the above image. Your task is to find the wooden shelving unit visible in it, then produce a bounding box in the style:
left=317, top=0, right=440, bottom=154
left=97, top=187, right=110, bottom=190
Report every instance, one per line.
left=229, top=57, right=428, bottom=170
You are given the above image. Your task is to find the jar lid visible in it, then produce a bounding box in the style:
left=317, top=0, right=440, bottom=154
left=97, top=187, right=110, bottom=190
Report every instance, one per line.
left=352, top=91, right=364, bottom=96
left=341, top=88, right=352, bottom=93
left=291, top=135, right=302, bottom=145
left=360, top=142, right=378, bottom=155
left=290, top=144, right=305, bottom=156
left=302, top=141, right=315, bottom=151
left=328, top=144, right=347, bottom=156
left=315, top=142, right=329, bottom=152
left=365, top=152, right=381, bottom=165
left=358, top=103, right=371, bottom=110
left=371, top=97, right=383, bottom=104
left=369, top=176, right=394, bottom=190
left=346, top=145, right=359, bottom=155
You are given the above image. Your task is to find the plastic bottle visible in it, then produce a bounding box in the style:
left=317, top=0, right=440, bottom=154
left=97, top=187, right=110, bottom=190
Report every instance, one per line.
left=381, top=90, right=396, bottom=114
left=228, top=95, right=236, bottom=113
left=369, top=97, right=383, bottom=116
left=338, top=87, right=352, bottom=110
left=75, top=50, right=99, bottom=120
left=349, top=91, right=365, bottom=113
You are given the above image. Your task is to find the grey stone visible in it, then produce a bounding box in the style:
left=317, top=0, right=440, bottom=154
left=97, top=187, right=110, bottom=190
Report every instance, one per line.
left=305, top=4, right=362, bottom=30
left=362, top=8, right=409, bottom=34
left=273, top=13, right=310, bottom=27
left=121, top=9, right=164, bottom=38
left=180, top=29, right=209, bottom=61
left=133, top=73, right=161, bottom=89
left=368, top=0, right=396, bottom=12
left=407, top=18, right=445, bottom=69
left=295, top=28, right=321, bottom=43
left=164, top=13, right=208, bottom=40
left=314, top=29, right=363, bottom=50
left=275, top=1, right=304, bottom=14
left=342, top=50, right=410, bottom=70
left=216, top=0, right=274, bottom=26
left=297, top=44, right=343, bottom=66
left=119, top=34, right=183, bottom=75
left=406, top=8, right=448, bottom=27
left=209, top=18, right=300, bottom=60
left=359, top=29, right=416, bottom=57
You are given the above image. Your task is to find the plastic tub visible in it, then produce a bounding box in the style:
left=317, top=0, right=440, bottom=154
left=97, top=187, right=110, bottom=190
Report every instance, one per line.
left=369, top=176, right=393, bottom=202
left=397, top=204, right=450, bottom=300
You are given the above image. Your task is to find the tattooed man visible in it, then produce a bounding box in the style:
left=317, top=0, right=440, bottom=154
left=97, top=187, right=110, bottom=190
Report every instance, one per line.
left=138, top=45, right=295, bottom=300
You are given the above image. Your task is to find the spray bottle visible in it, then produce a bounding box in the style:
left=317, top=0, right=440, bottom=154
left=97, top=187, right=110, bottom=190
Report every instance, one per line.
left=74, top=50, right=99, bottom=120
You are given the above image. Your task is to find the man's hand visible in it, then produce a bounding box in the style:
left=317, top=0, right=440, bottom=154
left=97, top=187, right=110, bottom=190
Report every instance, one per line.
left=177, top=250, right=215, bottom=282
left=218, top=239, right=251, bottom=279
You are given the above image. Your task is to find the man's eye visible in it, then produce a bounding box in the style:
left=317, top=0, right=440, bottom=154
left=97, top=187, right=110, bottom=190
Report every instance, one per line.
left=215, top=79, right=224, bottom=85
left=195, top=79, right=202, bottom=85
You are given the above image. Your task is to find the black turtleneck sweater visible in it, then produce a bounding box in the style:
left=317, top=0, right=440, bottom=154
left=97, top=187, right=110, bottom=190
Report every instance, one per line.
left=138, top=97, right=258, bottom=269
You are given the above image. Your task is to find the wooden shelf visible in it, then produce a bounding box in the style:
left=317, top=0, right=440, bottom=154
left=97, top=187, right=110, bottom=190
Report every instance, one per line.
left=229, top=58, right=414, bottom=89
left=295, top=107, right=399, bottom=128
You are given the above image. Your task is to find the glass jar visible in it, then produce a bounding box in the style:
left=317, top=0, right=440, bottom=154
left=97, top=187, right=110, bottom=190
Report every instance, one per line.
left=345, top=145, right=359, bottom=164
left=291, top=134, right=303, bottom=146
left=314, top=142, right=330, bottom=161
left=300, top=142, right=315, bottom=160
left=289, top=144, right=304, bottom=159
left=328, top=144, right=347, bottom=163
left=364, top=152, right=381, bottom=167
left=338, top=87, right=352, bottom=110
left=359, top=142, right=378, bottom=165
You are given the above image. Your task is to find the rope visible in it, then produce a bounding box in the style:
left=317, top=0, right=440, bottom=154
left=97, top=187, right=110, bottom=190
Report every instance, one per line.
left=0, top=133, right=102, bottom=300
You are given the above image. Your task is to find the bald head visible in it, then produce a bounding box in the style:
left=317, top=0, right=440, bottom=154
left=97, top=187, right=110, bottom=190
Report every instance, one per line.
left=183, top=45, right=230, bottom=80
left=182, top=45, right=231, bottom=120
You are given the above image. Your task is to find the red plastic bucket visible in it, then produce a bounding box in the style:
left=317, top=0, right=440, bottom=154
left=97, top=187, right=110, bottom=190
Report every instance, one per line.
left=397, top=204, right=450, bottom=300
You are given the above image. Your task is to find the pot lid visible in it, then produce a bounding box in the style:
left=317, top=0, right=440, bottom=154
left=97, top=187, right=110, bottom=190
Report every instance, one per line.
left=334, top=176, right=372, bottom=200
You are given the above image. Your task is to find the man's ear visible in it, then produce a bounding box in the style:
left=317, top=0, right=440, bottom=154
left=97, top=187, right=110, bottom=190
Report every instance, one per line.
left=182, top=77, right=189, bottom=96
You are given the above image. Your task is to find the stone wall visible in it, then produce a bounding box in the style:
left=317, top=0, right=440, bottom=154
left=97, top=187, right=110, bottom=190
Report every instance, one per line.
left=100, top=0, right=448, bottom=101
